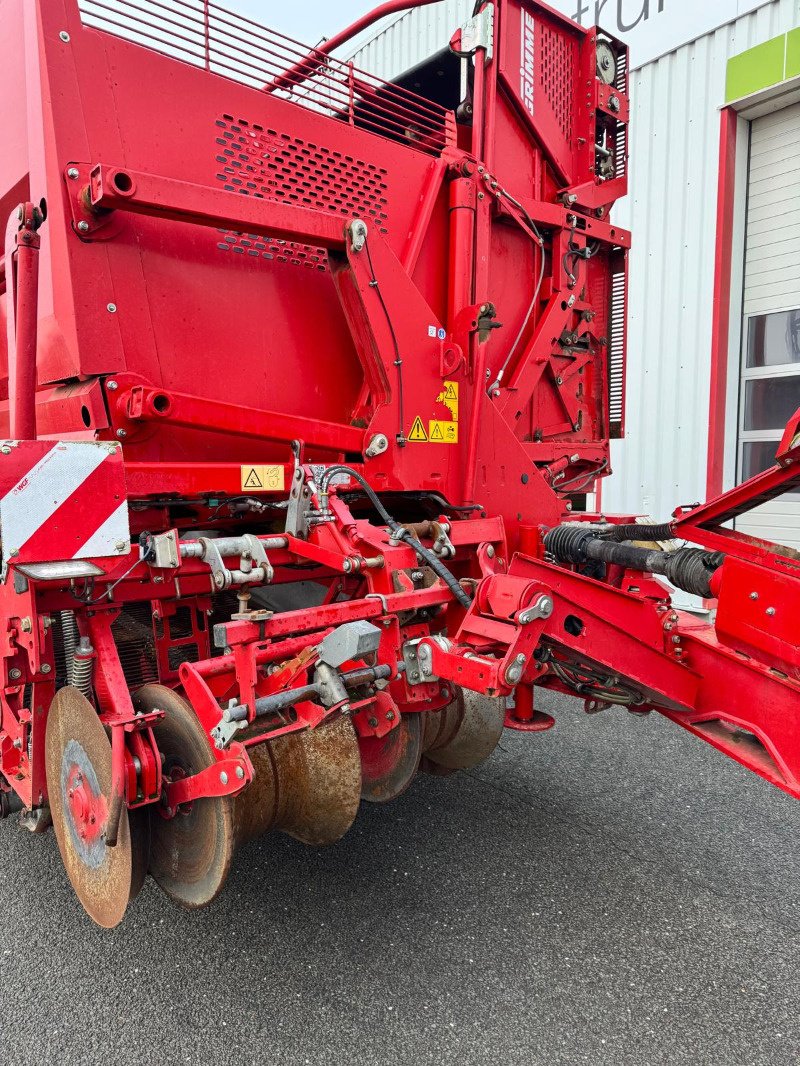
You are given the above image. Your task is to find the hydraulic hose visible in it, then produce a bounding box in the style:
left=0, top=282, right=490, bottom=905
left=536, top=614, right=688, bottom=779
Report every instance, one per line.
left=318, top=466, right=472, bottom=609
left=545, top=525, right=724, bottom=599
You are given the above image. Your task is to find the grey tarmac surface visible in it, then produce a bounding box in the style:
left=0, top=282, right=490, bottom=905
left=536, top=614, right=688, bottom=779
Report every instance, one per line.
left=0, top=691, right=796, bottom=1066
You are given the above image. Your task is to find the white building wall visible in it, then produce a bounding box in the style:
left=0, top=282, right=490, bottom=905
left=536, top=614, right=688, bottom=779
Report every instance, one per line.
left=608, top=0, right=799, bottom=524
left=348, top=0, right=800, bottom=528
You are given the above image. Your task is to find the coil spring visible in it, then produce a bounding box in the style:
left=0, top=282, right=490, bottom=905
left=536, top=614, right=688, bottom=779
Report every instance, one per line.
left=60, top=610, right=79, bottom=684
left=71, top=641, right=95, bottom=700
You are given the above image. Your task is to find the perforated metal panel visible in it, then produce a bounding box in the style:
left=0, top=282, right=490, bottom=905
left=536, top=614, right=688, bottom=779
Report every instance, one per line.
left=213, top=113, right=389, bottom=269
left=539, top=22, right=576, bottom=141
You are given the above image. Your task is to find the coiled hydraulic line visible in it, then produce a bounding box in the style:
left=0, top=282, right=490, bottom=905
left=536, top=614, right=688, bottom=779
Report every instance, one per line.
left=544, top=524, right=724, bottom=598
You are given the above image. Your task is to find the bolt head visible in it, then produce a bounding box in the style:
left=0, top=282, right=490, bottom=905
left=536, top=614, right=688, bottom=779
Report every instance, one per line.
left=59, top=30, right=70, bottom=42
left=115, top=429, right=126, bottom=439
left=368, top=717, right=378, bottom=728
left=220, top=771, right=229, bottom=786
left=749, top=592, right=758, bottom=600
left=766, top=607, right=776, bottom=617
left=9, top=669, right=21, bottom=680
left=486, top=545, right=495, bottom=559
left=107, top=380, right=118, bottom=391
left=40, top=663, right=51, bottom=674
left=107, top=303, right=117, bottom=313
left=77, top=220, right=89, bottom=233
left=235, top=766, right=245, bottom=780
left=67, top=167, right=79, bottom=180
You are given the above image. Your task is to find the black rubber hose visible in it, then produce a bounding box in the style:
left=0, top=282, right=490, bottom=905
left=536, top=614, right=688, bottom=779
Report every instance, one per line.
left=318, top=466, right=472, bottom=609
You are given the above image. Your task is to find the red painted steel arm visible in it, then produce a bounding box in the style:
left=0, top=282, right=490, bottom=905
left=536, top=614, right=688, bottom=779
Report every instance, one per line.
left=4, top=203, right=43, bottom=441
left=84, top=165, right=349, bottom=249
left=267, top=0, right=445, bottom=92
left=115, top=384, right=364, bottom=455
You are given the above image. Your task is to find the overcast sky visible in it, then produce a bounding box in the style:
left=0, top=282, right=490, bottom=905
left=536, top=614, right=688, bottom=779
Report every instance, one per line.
left=226, top=1, right=388, bottom=45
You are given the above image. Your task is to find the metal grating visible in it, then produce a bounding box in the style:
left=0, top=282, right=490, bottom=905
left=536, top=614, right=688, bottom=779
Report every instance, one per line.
left=77, top=0, right=451, bottom=156
left=608, top=260, right=627, bottom=439
left=213, top=114, right=389, bottom=269
left=613, top=46, right=629, bottom=179
left=539, top=22, right=575, bottom=142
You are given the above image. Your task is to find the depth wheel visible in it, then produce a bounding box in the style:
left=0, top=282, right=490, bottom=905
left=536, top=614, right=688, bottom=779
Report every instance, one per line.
left=133, top=684, right=236, bottom=910
left=45, top=686, right=148, bottom=928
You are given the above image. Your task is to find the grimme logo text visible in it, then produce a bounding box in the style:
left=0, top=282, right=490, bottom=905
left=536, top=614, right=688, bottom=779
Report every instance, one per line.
left=520, top=10, right=535, bottom=116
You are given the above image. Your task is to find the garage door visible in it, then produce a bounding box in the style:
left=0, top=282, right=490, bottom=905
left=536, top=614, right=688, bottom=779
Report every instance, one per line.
left=736, top=101, right=800, bottom=550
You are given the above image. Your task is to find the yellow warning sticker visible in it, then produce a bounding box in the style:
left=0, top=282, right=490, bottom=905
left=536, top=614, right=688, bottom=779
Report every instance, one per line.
left=240, top=464, right=285, bottom=492
left=437, top=380, right=459, bottom=421
left=429, top=419, right=458, bottom=444
left=408, top=416, right=428, bottom=442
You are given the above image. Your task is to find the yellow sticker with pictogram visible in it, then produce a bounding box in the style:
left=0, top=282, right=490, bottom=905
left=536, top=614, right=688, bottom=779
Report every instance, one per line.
left=408, top=416, right=428, bottom=442
left=240, top=465, right=285, bottom=492
left=408, top=381, right=459, bottom=444
left=437, top=380, right=459, bottom=421
left=429, top=419, right=458, bottom=444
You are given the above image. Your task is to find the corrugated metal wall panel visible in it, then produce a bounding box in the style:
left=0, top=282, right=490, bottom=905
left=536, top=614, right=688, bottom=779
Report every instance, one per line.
left=605, top=0, right=798, bottom=535
left=349, top=1, right=800, bottom=599
left=351, top=0, right=472, bottom=78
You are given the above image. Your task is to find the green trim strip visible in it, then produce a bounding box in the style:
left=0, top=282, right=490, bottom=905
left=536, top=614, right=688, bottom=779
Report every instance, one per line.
left=787, top=27, right=800, bottom=81
left=726, top=30, right=800, bottom=104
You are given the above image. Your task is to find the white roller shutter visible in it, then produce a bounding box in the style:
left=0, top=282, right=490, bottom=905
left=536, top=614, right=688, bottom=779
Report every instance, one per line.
left=736, top=103, right=800, bottom=551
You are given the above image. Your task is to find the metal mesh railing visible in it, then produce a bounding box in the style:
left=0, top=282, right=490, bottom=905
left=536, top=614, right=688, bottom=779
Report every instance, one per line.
left=78, top=0, right=451, bottom=155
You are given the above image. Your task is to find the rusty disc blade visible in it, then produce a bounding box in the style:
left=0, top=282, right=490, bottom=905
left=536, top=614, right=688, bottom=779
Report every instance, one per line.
left=45, top=686, right=142, bottom=928
left=134, top=684, right=236, bottom=909
left=268, top=714, right=361, bottom=845
left=360, top=713, right=422, bottom=803
left=423, top=689, right=506, bottom=771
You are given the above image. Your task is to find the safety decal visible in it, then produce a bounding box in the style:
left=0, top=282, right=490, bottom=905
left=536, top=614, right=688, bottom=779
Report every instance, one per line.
left=437, top=381, right=459, bottom=421
left=408, top=417, right=428, bottom=442
left=408, top=381, right=459, bottom=444
left=429, top=420, right=458, bottom=444
left=240, top=465, right=285, bottom=492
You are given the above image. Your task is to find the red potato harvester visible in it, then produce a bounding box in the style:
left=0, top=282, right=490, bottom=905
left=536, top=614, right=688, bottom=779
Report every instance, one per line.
left=0, top=0, right=797, bottom=925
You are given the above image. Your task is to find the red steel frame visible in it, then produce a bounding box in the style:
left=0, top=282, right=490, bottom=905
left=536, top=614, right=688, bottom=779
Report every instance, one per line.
left=0, top=0, right=796, bottom=870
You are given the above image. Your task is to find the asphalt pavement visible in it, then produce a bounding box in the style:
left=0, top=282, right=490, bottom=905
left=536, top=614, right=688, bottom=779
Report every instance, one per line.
left=0, top=691, right=796, bottom=1066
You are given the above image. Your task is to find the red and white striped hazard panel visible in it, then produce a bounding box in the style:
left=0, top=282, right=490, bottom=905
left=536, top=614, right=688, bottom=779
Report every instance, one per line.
left=0, top=441, right=130, bottom=567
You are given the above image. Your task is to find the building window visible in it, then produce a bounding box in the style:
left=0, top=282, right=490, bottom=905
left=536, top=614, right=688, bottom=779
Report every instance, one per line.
left=738, top=309, right=800, bottom=483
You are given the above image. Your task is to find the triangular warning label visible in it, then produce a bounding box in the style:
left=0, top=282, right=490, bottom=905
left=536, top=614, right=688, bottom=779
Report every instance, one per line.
left=243, top=468, right=263, bottom=489
left=444, top=382, right=458, bottom=400
left=429, top=421, right=444, bottom=441
left=408, top=416, right=428, bottom=442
